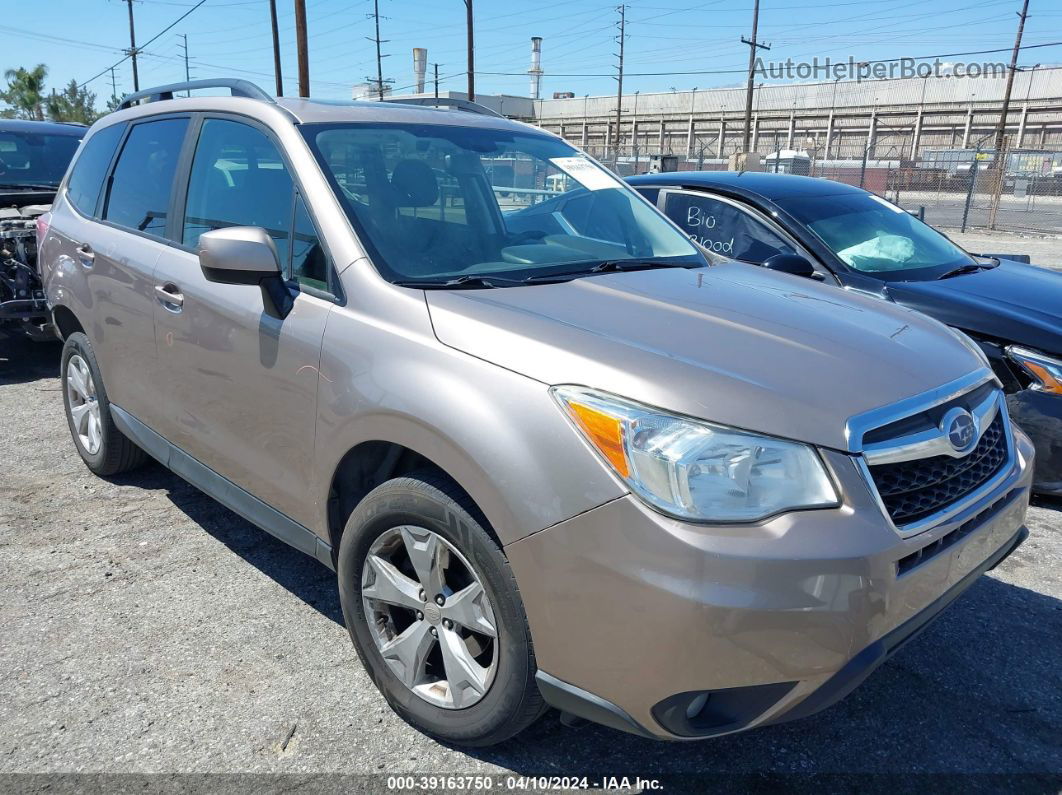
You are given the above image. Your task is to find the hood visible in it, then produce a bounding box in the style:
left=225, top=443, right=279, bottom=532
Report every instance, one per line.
left=426, top=262, right=986, bottom=451
left=885, top=260, right=1062, bottom=354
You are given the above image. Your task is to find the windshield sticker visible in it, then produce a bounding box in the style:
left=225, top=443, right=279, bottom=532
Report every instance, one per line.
left=549, top=157, right=624, bottom=191
left=868, top=194, right=906, bottom=214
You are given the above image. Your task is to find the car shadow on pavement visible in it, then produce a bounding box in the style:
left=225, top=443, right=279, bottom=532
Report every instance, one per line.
left=111, top=460, right=345, bottom=626
left=105, top=458, right=1061, bottom=776
left=458, top=575, right=1061, bottom=777
left=1032, top=493, right=1062, bottom=512
left=0, top=336, right=61, bottom=385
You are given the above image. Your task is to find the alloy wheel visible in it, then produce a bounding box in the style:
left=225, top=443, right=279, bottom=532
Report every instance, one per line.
left=361, top=525, right=499, bottom=709
left=66, top=354, right=102, bottom=455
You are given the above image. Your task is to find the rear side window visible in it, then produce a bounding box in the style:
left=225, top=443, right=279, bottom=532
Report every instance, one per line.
left=103, top=118, right=189, bottom=237
left=182, top=118, right=294, bottom=264
left=663, top=191, right=796, bottom=263
left=66, top=123, right=125, bottom=216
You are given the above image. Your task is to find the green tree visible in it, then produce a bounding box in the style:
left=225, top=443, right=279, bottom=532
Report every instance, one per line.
left=0, top=64, right=48, bottom=120
left=46, top=79, right=99, bottom=124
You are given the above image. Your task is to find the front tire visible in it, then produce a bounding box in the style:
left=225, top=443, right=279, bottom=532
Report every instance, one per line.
left=61, top=332, right=147, bottom=476
left=337, top=472, right=545, bottom=746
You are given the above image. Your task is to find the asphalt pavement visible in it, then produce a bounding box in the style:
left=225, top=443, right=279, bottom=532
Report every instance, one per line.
left=1, top=334, right=1059, bottom=789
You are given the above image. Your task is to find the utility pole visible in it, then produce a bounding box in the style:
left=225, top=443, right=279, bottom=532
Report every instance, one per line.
left=294, top=0, right=310, bottom=98
left=433, top=63, right=439, bottom=99
left=125, top=0, right=140, bottom=92
left=178, top=34, right=190, bottom=95
left=269, top=0, right=284, bottom=96
left=612, top=4, right=627, bottom=163
left=740, top=0, right=770, bottom=153
left=367, top=0, right=389, bottom=99
left=993, top=0, right=1029, bottom=154
left=464, top=0, right=475, bottom=102
left=109, top=67, right=118, bottom=106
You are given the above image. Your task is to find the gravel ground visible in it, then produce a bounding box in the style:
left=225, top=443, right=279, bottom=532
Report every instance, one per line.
left=1, top=337, right=1060, bottom=786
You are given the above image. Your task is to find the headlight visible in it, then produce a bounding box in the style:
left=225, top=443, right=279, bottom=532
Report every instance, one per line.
left=1007, top=345, right=1062, bottom=395
left=552, top=386, right=839, bottom=523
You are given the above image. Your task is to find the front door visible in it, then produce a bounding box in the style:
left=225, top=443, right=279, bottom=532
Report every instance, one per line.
left=154, top=117, right=336, bottom=529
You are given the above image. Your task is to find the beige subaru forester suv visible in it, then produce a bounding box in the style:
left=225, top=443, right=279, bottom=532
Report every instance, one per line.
left=38, top=79, right=1033, bottom=746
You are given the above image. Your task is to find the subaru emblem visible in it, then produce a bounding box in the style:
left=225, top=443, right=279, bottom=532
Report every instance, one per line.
left=940, top=408, right=977, bottom=454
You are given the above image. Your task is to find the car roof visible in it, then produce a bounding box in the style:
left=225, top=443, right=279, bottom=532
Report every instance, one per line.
left=104, top=93, right=544, bottom=136
left=627, top=170, right=867, bottom=199
left=0, top=118, right=87, bottom=137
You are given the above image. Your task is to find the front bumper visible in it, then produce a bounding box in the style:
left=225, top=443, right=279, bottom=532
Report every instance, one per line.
left=507, top=430, right=1035, bottom=740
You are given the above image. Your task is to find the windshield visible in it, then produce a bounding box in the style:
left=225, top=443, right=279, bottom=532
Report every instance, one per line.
left=0, top=129, right=83, bottom=188
left=777, top=192, right=976, bottom=279
left=301, top=122, right=701, bottom=285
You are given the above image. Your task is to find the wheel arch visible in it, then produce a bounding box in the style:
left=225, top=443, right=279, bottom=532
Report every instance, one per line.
left=324, top=430, right=511, bottom=564
left=51, top=303, right=85, bottom=341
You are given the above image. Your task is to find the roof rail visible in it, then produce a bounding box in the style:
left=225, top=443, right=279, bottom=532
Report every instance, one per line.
left=118, top=79, right=273, bottom=110
left=380, top=96, right=504, bottom=119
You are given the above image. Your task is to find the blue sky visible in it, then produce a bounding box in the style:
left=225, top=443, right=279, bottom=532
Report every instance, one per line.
left=6, top=0, right=1061, bottom=104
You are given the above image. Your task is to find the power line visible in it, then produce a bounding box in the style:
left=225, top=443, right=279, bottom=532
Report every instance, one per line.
left=78, top=0, right=207, bottom=90
left=477, top=40, right=1062, bottom=79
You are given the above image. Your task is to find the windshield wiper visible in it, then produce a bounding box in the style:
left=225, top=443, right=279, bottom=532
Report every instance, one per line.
left=522, top=259, right=701, bottom=283
left=393, top=274, right=550, bottom=289
left=0, top=182, right=56, bottom=191
left=938, top=263, right=995, bottom=280
left=393, top=260, right=702, bottom=289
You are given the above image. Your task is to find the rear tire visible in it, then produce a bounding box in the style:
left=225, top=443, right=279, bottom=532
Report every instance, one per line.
left=337, top=471, right=546, bottom=746
left=61, top=332, right=147, bottom=476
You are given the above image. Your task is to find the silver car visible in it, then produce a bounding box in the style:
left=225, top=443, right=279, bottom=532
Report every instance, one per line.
left=39, top=79, right=1034, bottom=746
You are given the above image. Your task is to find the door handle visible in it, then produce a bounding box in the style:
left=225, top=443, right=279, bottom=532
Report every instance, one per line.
left=76, top=243, right=94, bottom=267
left=155, top=283, right=184, bottom=310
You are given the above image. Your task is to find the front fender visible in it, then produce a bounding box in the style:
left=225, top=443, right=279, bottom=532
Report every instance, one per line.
left=314, top=304, right=626, bottom=546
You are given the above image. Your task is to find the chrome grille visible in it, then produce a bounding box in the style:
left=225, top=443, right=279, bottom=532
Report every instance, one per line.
left=868, top=413, right=1008, bottom=526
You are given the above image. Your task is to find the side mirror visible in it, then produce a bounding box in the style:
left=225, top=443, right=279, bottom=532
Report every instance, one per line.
left=198, top=226, right=293, bottom=318
left=198, top=226, right=281, bottom=284
left=762, top=253, right=818, bottom=279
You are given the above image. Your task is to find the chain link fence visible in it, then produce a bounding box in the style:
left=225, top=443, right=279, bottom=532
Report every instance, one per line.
left=541, top=70, right=1062, bottom=236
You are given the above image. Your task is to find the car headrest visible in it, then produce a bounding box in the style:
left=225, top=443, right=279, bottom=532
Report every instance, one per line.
left=390, top=159, right=439, bottom=208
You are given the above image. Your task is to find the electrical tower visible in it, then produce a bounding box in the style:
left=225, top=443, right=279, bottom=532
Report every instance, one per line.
left=741, top=0, right=770, bottom=153
left=178, top=34, right=191, bottom=96
left=124, top=0, right=140, bottom=92
left=994, top=0, right=1030, bottom=153
left=612, top=5, right=627, bottom=163
left=367, top=0, right=394, bottom=99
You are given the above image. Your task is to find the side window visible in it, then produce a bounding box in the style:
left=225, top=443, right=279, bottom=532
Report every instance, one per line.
left=65, top=123, right=125, bottom=216
left=663, top=192, right=796, bottom=263
left=103, top=118, right=188, bottom=237
left=289, top=193, right=329, bottom=292
left=634, top=187, right=660, bottom=206
left=182, top=119, right=294, bottom=266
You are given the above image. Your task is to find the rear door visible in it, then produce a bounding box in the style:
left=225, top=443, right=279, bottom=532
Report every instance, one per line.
left=153, top=115, right=336, bottom=529
left=51, top=116, right=189, bottom=425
